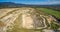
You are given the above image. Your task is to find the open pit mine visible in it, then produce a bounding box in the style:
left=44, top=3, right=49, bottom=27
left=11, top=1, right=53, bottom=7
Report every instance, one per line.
left=0, top=7, right=60, bottom=32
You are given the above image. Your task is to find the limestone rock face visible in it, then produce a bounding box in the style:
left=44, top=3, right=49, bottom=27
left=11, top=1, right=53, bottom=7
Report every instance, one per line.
left=0, top=7, right=60, bottom=32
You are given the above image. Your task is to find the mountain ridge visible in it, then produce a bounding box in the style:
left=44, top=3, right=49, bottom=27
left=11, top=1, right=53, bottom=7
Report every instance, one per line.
left=0, top=2, right=60, bottom=11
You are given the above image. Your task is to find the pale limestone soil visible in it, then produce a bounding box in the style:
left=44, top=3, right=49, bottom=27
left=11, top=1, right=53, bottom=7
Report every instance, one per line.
left=0, top=7, right=59, bottom=32
left=0, top=8, right=21, bottom=32
left=0, top=8, right=20, bottom=18
left=0, top=8, right=32, bottom=32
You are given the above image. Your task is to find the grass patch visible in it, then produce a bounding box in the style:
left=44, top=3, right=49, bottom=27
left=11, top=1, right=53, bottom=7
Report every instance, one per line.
left=37, top=8, right=60, bottom=19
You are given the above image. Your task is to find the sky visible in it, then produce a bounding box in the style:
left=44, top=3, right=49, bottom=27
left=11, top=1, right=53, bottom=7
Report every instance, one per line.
left=0, top=0, right=60, bottom=5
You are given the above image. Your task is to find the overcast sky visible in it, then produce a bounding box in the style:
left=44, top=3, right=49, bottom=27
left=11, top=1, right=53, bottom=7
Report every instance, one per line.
left=0, top=0, right=60, bottom=5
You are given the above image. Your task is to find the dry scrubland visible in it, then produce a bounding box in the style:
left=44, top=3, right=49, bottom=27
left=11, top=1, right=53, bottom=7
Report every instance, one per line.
left=0, top=7, right=60, bottom=32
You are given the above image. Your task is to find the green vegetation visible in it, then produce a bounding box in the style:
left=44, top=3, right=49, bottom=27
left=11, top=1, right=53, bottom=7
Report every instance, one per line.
left=37, top=8, right=60, bottom=19
left=50, top=21, right=60, bottom=30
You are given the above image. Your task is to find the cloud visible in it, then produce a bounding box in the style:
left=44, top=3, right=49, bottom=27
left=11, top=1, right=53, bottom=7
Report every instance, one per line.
left=39, top=1, right=60, bottom=5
